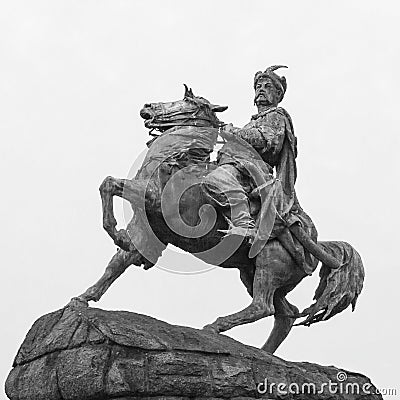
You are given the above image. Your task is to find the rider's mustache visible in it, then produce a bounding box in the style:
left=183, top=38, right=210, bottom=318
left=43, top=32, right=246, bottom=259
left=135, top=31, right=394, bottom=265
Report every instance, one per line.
left=255, top=90, right=273, bottom=102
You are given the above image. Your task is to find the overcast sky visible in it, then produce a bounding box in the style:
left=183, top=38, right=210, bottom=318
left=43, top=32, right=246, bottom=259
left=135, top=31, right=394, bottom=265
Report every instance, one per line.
left=1, top=1, right=399, bottom=398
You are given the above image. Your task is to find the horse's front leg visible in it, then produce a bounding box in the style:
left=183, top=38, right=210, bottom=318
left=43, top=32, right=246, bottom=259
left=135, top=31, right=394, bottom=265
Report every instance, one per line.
left=99, top=176, right=119, bottom=240
left=99, top=176, right=145, bottom=251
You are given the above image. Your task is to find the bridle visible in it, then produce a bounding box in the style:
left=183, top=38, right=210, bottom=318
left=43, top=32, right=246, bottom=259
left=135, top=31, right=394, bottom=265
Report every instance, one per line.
left=145, top=98, right=222, bottom=132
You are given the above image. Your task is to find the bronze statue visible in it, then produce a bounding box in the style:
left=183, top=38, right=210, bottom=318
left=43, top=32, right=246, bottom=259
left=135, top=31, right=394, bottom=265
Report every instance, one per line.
left=71, top=68, right=364, bottom=354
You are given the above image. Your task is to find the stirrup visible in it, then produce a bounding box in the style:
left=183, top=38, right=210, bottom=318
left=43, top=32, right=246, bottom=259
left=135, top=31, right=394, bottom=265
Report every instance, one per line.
left=218, top=226, right=255, bottom=240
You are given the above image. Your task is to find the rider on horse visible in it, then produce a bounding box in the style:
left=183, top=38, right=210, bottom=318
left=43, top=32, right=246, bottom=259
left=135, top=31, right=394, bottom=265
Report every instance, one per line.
left=204, top=66, right=317, bottom=274
left=73, top=75, right=364, bottom=343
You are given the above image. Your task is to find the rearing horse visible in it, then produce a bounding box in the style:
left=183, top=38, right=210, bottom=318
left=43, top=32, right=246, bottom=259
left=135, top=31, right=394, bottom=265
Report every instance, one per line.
left=72, top=86, right=364, bottom=354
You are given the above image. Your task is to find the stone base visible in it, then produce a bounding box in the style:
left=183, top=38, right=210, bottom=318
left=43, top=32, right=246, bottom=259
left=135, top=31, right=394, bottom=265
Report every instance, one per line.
left=5, top=306, right=382, bottom=399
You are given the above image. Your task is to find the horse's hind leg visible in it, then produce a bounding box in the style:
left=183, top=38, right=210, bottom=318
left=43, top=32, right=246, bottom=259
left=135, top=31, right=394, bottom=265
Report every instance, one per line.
left=261, top=291, right=299, bottom=354
left=239, top=267, right=255, bottom=297
left=72, top=248, right=141, bottom=305
left=204, top=250, right=277, bottom=332
left=203, top=240, right=295, bottom=334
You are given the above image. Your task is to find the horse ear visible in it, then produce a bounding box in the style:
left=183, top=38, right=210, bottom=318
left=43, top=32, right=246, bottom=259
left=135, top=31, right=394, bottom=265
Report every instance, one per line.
left=183, top=84, right=194, bottom=98
left=184, top=84, right=189, bottom=98
left=211, top=104, right=228, bottom=112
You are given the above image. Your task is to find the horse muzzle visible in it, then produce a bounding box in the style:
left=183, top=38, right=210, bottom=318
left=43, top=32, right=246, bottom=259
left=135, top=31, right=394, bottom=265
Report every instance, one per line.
left=140, top=106, right=154, bottom=120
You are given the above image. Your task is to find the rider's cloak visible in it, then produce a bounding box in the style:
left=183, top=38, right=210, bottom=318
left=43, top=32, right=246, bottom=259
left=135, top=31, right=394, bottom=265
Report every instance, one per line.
left=216, top=107, right=318, bottom=272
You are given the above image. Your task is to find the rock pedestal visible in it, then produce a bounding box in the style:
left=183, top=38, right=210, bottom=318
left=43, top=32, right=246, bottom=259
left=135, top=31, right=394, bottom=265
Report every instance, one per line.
left=5, top=306, right=382, bottom=399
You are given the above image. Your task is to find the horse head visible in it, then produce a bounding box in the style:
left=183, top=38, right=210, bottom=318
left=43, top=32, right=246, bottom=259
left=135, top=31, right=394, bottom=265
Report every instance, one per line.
left=140, top=85, right=228, bottom=132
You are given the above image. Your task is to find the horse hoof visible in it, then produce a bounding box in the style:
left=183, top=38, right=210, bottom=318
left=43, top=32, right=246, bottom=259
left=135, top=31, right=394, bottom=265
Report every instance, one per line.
left=99, top=176, right=114, bottom=194
left=202, top=324, right=220, bottom=334
left=67, top=297, right=89, bottom=309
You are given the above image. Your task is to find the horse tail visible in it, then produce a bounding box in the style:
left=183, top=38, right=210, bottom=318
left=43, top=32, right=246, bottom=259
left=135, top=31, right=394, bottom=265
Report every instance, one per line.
left=296, top=241, right=365, bottom=326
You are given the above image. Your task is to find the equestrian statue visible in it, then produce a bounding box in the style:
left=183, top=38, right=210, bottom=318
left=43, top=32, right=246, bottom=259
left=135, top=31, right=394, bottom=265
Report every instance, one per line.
left=70, top=66, right=364, bottom=354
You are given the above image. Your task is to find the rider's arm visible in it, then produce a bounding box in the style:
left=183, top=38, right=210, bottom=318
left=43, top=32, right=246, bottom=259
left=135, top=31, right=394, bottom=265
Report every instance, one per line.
left=235, top=112, right=286, bottom=155
left=259, top=112, right=286, bottom=156
left=235, top=127, right=267, bottom=150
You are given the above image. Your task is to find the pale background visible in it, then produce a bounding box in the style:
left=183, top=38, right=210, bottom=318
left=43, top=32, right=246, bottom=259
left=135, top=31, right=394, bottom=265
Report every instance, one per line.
left=1, top=1, right=399, bottom=398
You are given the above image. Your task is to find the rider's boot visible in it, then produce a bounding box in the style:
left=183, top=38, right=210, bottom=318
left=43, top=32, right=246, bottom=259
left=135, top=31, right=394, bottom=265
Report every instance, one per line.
left=204, top=163, right=256, bottom=242
left=219, top=202, right=256, bottom=242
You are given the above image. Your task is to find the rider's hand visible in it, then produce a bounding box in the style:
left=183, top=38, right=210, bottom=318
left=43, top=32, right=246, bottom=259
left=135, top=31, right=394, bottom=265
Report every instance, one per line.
left=219, top=123, right=239, bottom=141
left=223, top=123, right=235, bottom=133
